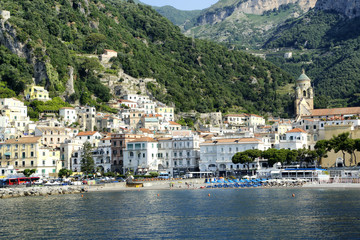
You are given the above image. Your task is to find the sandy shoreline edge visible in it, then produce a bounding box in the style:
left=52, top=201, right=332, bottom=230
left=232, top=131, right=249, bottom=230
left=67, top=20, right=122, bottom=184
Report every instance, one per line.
left=87, top=181, right=360, bottom=192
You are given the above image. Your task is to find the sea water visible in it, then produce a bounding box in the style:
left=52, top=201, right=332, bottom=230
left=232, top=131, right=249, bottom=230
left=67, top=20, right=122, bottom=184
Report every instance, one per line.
left=1, top=188, right=360, bottom=239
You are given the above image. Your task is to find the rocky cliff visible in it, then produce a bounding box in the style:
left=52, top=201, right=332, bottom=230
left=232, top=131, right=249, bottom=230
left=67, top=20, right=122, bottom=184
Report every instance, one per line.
left=315, top=0, right=360, bottom=18
left=195, top=0, right=317, bottom=25
left=236, top=0, right=316, bottom=15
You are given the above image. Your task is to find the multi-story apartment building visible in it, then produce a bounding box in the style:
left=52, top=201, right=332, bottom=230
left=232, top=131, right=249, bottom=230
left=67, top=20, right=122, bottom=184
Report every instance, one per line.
left=60, top=139, right=83, bottom=170
left=24, top=85, right=51, bottom=101
left=199, top=137, right=270, bottom=176
left=70, top=136, right=112, bottom=173
left=77, top=106, right=96, bottom=131
left=59, top=107, right=77, bottom=125
left=0, top=137, right=41, bottom=174
left=35, top=126, right=72, bottom=148
left=37, top=147, right=61, bottom=177
left=278, top=128, right=308, bottom=150
left=75, top=131, right=102, bottom=147
left=123, top=137, right=158, bottom=174
left=155, top=106, right=174, bottom=121
left=157, top=136, right=200, bottom=177
left=111, top=133, right=142, bottom=173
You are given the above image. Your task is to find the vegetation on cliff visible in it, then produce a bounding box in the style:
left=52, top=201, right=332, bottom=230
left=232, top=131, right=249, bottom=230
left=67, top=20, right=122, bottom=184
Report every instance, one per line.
left=0, top=0, right=295, bottom=116
left=265, top=10, right=360, bottom=108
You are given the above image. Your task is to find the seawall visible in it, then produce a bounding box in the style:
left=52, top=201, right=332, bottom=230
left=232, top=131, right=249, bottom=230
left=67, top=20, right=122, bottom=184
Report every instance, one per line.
left=0, top=186, right=86, bottom=199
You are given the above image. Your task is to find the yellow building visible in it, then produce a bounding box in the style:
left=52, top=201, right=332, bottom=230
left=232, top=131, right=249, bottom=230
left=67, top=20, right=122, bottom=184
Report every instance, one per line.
left=24, top=85, right=51, bottom=101
left=38, top=147, right=61, bottom=177
left=0, top=137, right=60, bottom=177
left=0, top=137, right=41, bottom=173
left=155, top=106, right=174, bottom=121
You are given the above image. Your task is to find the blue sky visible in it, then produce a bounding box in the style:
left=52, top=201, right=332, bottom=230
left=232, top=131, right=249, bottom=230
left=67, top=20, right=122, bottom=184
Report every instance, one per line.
left=140, top=0, right=219, bottom=10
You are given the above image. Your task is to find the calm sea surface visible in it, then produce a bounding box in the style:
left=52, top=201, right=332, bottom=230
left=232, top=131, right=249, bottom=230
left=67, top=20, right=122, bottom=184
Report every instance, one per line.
left=1, top=188, right=360, bottom=239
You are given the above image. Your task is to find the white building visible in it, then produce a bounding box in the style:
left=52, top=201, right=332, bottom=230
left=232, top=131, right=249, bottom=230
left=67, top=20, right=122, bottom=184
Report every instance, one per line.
left=224, top=114, right=246, bottom=125
left=157, top=135, right=200, bottom=177
left=75, top=131, right=102, bottom=147
left=70, top=136, right=112, bottom=173
left=118, top=99, right=138, bottom=109
left=199, top=137, right=270, bottom=176
left=278, top=128, right=308, bottom=150
left=123, top=137, right=158, bottom=174
left=59, top=107, right=77, bottom=124
left=123, top=94, right=150, bottom=104
left=139, top=101, right=156, bottom=115
left=37, top=147, right=61, bottom=177
left=60, top=139, right=83, bottom=170
left=0, top=98, right=32, bottom=132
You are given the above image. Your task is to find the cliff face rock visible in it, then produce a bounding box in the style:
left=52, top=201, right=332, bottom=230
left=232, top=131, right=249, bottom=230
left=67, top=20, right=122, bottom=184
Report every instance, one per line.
left=0, top=19, right=50, bottom=85
left=195, top=0, right=317, bottom=26
left=237, top=0, right=317, bottom=15
left=196, top=6, right=236, bottom=25
left=315, top=0, right=360, bottom=18
left=0, top=20, right=33, bottom=63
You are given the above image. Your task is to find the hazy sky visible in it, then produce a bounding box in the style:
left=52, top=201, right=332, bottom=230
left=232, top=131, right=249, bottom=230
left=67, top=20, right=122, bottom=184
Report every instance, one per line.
left=140, top=0, right=219, bottom=10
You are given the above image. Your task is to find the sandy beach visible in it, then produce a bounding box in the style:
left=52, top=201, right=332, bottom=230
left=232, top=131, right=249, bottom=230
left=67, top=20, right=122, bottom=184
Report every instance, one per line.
left=86, top=179, right=360, bottom=192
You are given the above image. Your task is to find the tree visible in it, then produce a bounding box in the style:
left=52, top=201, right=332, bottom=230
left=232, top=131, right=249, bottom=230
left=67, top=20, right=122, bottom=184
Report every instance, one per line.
left=297, top=148, right=310, bottom=167
left=261, top=148, right=287, bottom=167
left=330, top=132, right=351, bottom=166
left=23, top=169, right=36, bottom=177
left=232, top=152, right=252, bottom=172
left=85, top=33, right=106, bottom=53
left=314, top=140, right=331, bottom=166
left=58, top=168, right=73, bottom=178
left=232, top=149, right=261, bottom=172
left=81, top=142, right=95, bottom=176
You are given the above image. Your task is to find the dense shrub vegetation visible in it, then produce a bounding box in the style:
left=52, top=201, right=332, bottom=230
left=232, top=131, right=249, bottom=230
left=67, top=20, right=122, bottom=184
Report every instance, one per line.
left=0, top=0, right=294, bottom=115
left=265, top=10, right=360, bottom=108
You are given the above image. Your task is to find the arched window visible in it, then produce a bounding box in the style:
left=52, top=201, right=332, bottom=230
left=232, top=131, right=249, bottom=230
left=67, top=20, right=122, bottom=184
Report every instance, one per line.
left=303, top=90, right=307, bottom=97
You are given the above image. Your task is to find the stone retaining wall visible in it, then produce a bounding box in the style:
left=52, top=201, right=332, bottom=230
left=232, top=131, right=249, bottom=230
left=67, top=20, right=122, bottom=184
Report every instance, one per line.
left=0, top=186, right=86, bottom=199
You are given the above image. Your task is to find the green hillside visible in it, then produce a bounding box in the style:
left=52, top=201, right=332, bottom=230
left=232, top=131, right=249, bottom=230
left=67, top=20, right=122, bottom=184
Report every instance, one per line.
left=0, top=0, right=295, bottom=116
left=265, top=10, right=360, bottom=108
left=153, top=5, right=201, bottom=26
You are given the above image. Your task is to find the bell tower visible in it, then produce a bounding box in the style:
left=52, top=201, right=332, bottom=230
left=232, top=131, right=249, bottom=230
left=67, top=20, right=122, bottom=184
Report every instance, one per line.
left=295, top=70, right=314, bottom=116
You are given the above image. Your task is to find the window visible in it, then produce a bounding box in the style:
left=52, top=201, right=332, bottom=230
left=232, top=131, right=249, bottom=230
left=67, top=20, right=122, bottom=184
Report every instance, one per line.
left=31, top=152, right=34, bottom=157
left=22, top=152, right=26, bottom=158
left=129, top=152, right=134, bottom=157
left=53, top=160, right=55, bottom=165
left=43, top=152, right=45, bottom=156
left=43, top=160, right=45, bottom=165
left=31, top=161, right=34, bottom=166
left=22, top=161, right=25, bottom=166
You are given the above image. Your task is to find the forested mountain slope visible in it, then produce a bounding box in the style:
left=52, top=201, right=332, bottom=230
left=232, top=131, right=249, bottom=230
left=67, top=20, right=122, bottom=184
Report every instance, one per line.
left=0, top=0, right=295, bottom=115
left=265, top=9, right=360, bottom=108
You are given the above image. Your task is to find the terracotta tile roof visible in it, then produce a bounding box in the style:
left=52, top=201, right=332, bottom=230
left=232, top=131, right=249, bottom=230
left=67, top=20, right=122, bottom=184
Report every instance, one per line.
left=77, top=131, right=98, bottom=136
left=249, top=114, right=263, bottom=118
left=119, top=99, right=137, bottom=104
left=169, top=121, right=181, bottom=125
left=157, top=137, right=172, bottom=141
left=104, top=49, right=117, bottom=53
left=203, top=138, right=261, bottom=144
left=60, top=107, right=75, bottom=110
left=225, top=114, right=246, bottom=117
left=310, top=107, right=360, bottom=117
left=101, top=137, right=111, bottom=141
left=130, top=137, right=157, bottom=143
left=6, top=137, right=41, bottom=144
left=139, top=128, right=153, bottom=134
left=286, top=128, right=307, bottom=133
